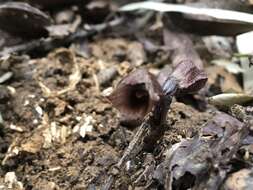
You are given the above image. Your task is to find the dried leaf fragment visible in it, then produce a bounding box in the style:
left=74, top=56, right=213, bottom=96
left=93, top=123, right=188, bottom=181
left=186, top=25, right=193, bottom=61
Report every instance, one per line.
left=206, top=66, right=243, bottom=93
left=208, top=93, right=253, bottom=108
left=120, top=2, right=253, bottom=23
left=162, top=111, right=248, bottom=189
left=0, top=2, right=51, bottom=38
left=211, top=59, right=245, bottom=74
left=121, top=2, right=253, bottom=35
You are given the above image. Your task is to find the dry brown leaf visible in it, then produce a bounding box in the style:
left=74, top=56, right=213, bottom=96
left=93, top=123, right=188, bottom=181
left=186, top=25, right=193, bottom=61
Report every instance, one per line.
left=0, top=2, right=51, bottom=38
left=207, top=66, right=243, bottom=93
left=208, top=93, right=253, bottom=108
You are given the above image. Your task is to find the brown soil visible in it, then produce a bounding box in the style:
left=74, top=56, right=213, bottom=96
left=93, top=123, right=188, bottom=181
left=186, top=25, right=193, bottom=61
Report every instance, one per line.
left=0, top=37, right=214, bottom=190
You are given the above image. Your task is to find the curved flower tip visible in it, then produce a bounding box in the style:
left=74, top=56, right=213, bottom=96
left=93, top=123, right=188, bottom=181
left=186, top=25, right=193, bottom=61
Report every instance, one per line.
left=171, top=60, right=208, bottom=93
left=108, top=68, right=162, bottom=126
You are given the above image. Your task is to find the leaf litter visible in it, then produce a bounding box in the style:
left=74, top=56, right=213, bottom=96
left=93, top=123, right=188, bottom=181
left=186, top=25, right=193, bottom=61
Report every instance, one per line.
left=0, top=0, right=253, bottom=189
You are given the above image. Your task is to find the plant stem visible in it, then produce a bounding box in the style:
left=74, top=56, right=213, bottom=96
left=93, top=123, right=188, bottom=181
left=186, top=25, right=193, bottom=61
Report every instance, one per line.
left=102, top=78, right=178, bottom=189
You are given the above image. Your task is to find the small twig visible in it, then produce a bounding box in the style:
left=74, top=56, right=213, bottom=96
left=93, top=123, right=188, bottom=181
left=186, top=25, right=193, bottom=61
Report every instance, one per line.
left=102, top=115, right=153, bottom=190
left=0, top=31, right=91, bottom=56
left=117, top=115, right=150, bottom=168
left=102, top=175, right=114, bottom=190
left=0, top=17, right=124, bottom=57
left=102, top=115, right=150, bottom=190
left=103, top=118, right=148, bottom=189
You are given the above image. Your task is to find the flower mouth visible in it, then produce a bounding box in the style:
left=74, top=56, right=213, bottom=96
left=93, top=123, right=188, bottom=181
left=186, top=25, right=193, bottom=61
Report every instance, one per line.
left=129, top=84, right=149, bottom=109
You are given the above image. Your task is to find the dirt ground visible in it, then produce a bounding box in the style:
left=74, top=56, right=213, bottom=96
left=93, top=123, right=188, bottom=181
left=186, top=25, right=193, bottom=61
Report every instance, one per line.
left=0, top=38, right=213, bottom=189
left=0, top=1, right=253, bottom=190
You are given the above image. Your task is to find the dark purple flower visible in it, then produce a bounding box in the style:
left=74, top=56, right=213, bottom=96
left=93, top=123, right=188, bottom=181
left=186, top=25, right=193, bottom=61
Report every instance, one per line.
left=108, top=68, right=162, bottom=126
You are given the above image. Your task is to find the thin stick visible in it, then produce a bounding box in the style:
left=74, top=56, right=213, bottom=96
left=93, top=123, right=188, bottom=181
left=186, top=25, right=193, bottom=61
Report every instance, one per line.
left=0, top=17, right=124, bottom=56
left=117, top=117, right=150, bottom=168
left=102, top=116, right=150, bottom=190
